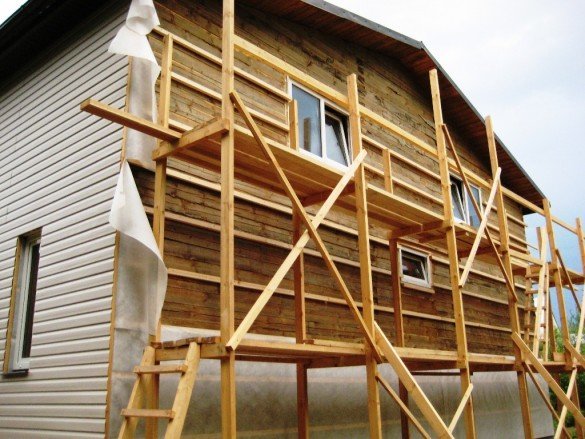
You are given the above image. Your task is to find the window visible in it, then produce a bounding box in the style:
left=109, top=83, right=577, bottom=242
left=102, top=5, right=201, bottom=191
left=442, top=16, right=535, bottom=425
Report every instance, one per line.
left=5, top=232, right=41, bottom=373
left=291, top=83, right=351, bottom=167
left=400, top=247, right=431, bottom=287
left=450, top=175, right=482, bottom=228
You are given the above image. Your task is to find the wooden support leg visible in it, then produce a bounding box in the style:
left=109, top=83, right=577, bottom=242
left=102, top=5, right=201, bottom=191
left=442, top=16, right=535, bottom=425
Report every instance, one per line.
left=220, top=1, right=236, bottom=437
left=347, top=73, right=382, bottom=439
left=293, top=210, right=309, bottom=438
left=389, top=238, right=409, bottom=439
left=429, top=69, right=476, bottom=439
left=296, top=364, right=309, bottom=439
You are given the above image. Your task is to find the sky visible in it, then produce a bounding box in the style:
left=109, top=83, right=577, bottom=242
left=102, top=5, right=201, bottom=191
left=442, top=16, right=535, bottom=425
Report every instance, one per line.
left=1, top=1, right=584, bottom=311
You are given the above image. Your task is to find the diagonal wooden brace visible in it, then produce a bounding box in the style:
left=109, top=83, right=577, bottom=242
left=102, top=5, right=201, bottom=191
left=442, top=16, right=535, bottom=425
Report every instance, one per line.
left=374, top=322, right=453, bottom=438
left=442, top=124, right=519, bottom=303
left=459, top=168, right=501, bottom=287
left=565, top=342, right=585, bottom=368
left=226, top=147, right=366, bottom=351
left=448, top=383, right=474, bottom=433
left=229, top=91, right=382, bottom=360
left=523, top=363, right=573, bottom=439
left=375, top=372, right=430, bottom=439
left=512, top=333, right=585, bottom=427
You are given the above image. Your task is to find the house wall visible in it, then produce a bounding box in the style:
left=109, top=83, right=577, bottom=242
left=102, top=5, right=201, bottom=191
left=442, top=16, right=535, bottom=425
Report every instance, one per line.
left=140, top=0, right=531, bottom=356
left=0, top=4, right=127, bottom=437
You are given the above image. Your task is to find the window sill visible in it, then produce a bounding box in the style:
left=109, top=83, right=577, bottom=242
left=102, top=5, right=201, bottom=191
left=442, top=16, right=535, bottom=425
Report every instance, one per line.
left=2, top=369, right=29, bottom=378
left=402, top=281, right=435, bottom=294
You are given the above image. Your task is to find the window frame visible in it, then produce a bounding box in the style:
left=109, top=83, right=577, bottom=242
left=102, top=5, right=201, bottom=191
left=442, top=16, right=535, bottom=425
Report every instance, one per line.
left=399, top=246, right=432, bottom=288
left=289, top=80, right=352, bottom=168
left=3, top=232, right=41, bottom=374
left=450, top=174, right=482, bottom=227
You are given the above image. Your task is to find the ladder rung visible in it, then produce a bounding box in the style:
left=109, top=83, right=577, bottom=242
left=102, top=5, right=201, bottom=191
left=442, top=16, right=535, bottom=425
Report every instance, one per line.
left=134, top=365, right=188, bottom=374
left=121, top=408, right=175, bottom=419
left=525, top=307, right=537, bottom=312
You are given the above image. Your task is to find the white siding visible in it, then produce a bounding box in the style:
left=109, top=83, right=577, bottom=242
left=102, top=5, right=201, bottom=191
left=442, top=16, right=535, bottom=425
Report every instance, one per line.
left=0, top=3, right=127, bottom=437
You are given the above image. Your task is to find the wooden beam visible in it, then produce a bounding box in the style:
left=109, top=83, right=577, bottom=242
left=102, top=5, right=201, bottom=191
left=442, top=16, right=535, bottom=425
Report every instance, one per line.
left=229, top=90, right=382, bottom=361
left=532, top=228, right=548, bottom=355
left=523, top=364, right=572, bottom=439
left=153, top=117, right=230, bottom=160
left=301, top=183, right=355, bottom=207
left=293, top=209, right=309, bottom=438
left=556, top=248, right=581, bottom=312
left=544, top=198, right=572, bottom=366
left=448, top=384, right=474, bottom=433
left=375, top=373, right=430, bottom=439
left=290, top=99, right=298, bottom=149
left=459, top=168, right=501, bottom=287
left=485, top=116, right=533, bottom=438
left=80, top=99, right=181, bottom=141
left=164, top=343, right=201, bottom=438
left=374, top=323, right=453, bottom=438
left=429, top=69, right=476, bottom=439
left=118, top=347, right=156, bottom=439
left=442, top=124, right=517, bottom=301
left=383, top=148, right=394, bottom=193
left=512, top=333, right=585, bottom=427
left=348, top=73, right=383, bottom=439
left=220, top=1, right=236, bottom=438
left=224, top=147, right=366, bottom=351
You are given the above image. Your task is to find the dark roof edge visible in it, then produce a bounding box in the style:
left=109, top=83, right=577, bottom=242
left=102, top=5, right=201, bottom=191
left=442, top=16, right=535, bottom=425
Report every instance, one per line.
left=300, top=0, right=424, bottom=49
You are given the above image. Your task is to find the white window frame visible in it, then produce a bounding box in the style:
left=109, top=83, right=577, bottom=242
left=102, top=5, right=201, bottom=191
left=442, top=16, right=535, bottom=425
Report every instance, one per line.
left=450, top=174, right=482, bottom=227
left=399, top=247, right=432, bottom=288
left=289, top=80, right=352, bottom=168
left=11, top=235, right=41, bottom=371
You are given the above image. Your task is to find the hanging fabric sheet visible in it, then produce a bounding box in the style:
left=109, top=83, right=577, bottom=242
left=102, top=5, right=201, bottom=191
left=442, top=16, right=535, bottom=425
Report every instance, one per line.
left=109, top=0, right=161, bottom=166
left=108, top=0, right=166, bottom=335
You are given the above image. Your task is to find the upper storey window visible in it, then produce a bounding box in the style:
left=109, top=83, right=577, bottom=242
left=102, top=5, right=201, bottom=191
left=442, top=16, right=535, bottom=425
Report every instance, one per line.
left=291, top=83, right=351, bottom=167
left=450, top=175, right=482, bottom=228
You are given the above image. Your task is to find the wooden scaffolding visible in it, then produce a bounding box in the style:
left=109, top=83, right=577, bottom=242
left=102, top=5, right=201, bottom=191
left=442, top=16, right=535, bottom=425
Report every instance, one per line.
left=81, top=0, right=585, bottom=436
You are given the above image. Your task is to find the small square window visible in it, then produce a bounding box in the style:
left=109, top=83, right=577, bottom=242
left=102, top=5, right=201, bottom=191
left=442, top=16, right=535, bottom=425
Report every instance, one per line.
left=291, top=82, right=351, bottom=167
left=400, top=248, right=431, bottom=287
left=4, top=231, right=41, bottom=373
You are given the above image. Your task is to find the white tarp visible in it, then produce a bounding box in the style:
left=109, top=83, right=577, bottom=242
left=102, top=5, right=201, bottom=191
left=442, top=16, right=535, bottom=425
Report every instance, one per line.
left=108, top=0, right=161, bottom=167
left=109, top=161, right=167, bottom=335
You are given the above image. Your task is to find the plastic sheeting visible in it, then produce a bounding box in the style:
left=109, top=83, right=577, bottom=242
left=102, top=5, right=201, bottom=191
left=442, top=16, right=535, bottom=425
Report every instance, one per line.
left=109, top=161, right=166, bottom=335
left=108, top=0, right=161, bottom=167
left=131, top=326, right=553, bottom=438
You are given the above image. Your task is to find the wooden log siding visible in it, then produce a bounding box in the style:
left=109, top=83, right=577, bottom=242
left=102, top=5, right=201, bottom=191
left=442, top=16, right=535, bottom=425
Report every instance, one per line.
left=0, top=4, right=126, bottom=438
left=136, top=168, right=524, bottom=355
left=127, top=0, right=534, bottom=356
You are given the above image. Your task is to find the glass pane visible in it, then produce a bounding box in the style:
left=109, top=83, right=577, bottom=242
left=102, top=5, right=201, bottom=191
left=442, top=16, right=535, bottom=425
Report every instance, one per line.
left=467, top=186, right=481, bottom=228
left=402, top=252, right=427, bottom=281
left=451, top=181, right=466, bottom=221
left=22, top=242, right=40, bottom=359
left=324, top=113, right=348, bottom=165
left=292, top=85, right=322, bottom=157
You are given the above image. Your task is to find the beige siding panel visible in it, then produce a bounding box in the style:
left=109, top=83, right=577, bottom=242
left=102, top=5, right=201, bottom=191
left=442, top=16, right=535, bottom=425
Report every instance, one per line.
left=0, top=2, right=126, bottom=437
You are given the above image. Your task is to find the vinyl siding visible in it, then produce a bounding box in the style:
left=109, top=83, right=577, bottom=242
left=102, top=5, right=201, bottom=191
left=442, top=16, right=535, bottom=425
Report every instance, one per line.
left=0, top=3, right=126, bottom=437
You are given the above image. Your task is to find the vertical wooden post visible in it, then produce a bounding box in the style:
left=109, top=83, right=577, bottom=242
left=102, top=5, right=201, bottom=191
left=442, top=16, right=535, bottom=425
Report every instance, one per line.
left=347, top=73, right=382, bottom=439
left=485, top=115, right=533, bottom=438
left=543, top=199, right=571, bottom=367
left=220, top=1, right=237, bottom=438
left=293, top=210, right=309, bottom=438
left=429, top=69, right=476, bottom=439
left=146, top=32, right=174, bottom=439
left=389, top=239, right=409, bottom=438
left=383, top=148, right=394, bottom=194
left=290, top=99, right=299, bottom=150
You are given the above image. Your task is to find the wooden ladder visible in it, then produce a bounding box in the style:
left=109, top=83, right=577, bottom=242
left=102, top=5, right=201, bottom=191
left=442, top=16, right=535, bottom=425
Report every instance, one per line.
left=118, top=341, right=201, bottom=439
